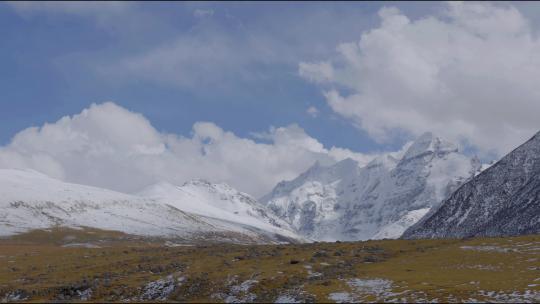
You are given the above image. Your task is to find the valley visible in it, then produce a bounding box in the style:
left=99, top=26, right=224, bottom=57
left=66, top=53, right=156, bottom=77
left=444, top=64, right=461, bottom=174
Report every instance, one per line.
left=1, top=228, right=539, bottom=302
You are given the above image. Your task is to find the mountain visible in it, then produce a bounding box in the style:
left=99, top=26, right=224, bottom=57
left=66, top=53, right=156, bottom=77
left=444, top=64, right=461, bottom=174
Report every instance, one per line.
left=403, top=131, right=540, bottom=239
left=0, top=169, right=301, bottom=244
left=261, top=132, right=481, bottom=241
left=138, top=179, right=298, bottom=240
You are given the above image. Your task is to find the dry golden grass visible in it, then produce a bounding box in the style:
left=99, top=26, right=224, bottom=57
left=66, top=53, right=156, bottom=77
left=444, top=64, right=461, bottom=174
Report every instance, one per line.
left=0, top=228, right=538, bottom=302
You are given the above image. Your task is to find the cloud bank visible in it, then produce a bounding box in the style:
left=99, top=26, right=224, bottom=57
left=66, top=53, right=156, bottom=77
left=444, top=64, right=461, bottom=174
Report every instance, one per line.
left=0, top=102, right=373, bottom=197
left=300, top=2, right=540, bottom=156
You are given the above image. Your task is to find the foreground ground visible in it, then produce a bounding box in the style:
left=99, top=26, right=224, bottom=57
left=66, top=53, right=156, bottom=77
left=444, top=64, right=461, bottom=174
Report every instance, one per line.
left=0, top=228, right=539, bottom=303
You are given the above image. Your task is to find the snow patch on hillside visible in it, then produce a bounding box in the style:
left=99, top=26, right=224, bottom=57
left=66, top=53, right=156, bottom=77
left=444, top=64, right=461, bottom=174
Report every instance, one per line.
left=0, top=169, right=301, bottom=243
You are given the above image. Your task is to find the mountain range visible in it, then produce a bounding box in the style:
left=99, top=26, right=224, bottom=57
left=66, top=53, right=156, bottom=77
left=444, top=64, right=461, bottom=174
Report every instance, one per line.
left=261, top=132, right=482, bottom=241
left=1, top=131, right=538, bottom=243
left=0, top=169, right=300, bottom=244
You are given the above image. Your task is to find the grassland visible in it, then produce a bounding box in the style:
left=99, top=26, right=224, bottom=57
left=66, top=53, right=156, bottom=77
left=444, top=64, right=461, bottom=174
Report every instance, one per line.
left=0, top=227, right=539, bottom=302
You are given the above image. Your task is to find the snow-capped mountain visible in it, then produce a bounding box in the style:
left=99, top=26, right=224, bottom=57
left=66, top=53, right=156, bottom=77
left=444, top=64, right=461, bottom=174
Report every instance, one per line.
left=0, top=169, right=301, bottom=244
left=138, top=179, right=298, bottom=240
left=261, top=132, right=482, bottom=241
left=403, top=131, right=540, bottom=239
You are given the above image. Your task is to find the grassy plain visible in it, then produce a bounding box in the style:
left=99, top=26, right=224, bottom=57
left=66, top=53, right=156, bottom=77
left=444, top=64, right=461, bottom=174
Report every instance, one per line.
left=0, top=227, right=538, bottom=302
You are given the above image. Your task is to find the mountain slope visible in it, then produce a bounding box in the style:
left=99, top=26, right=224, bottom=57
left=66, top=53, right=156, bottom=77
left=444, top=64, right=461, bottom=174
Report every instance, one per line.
left=138, top=179, right=299, bottom=240
left=261, top=132, right=481, bottom=241
left=0, top=169, right=300, bottom=244
left=403, top=131, right=540, bottom=239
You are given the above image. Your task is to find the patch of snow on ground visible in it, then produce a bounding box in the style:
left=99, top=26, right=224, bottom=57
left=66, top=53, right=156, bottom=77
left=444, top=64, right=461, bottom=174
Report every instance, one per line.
left=274, top=289, right=314, bottom=303
left=348, top=278, right=395, bottom=298
left=77, top=288, right=92, bottom=301
left=477, top=289, right=540, bottom=303
left=61, top=243, right=101, bottom=248
left=328, top=292, right=353, bottom=303
left=274, top=295, right=301, bottom=303
left=140, top=275, right=176, bottom=301
left=164, top=241, right=194, bottom=247
left=460, top=246, right=514, bottom=253
left=222, top=279, right=258, bottom=303
left=1, top=290, right=29, bottom=302
left=328, top=278, right=397, bottom=302
left=230, top=279, right=258, bottom=294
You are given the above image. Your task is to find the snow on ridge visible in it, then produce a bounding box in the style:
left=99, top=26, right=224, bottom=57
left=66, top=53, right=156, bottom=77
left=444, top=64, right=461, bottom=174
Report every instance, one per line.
left=403, top=130, right=540, bottom=239
left=401, top=132, right=458, bottom=162
left=261, top=132, right=481, bottom=241
left=139, top=178, right=299, bottom=239
left=372, top=208, right=430, bottom=240
left=0, top=169, right=301, bottom=243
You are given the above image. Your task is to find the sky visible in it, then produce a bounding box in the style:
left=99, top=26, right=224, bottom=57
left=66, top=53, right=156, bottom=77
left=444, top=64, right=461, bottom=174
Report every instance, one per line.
left=2, top=1, right=540, bottom=197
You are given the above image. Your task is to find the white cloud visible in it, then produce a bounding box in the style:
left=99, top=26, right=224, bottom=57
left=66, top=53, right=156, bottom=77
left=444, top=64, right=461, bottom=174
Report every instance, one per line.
left=0, top=102, right=375, bottom=197
left=299, top=2, right=540, bottom=156
left=306, top=106, right=320, bottom=118
left=3, top=1, right=387, bottom=94
left=65, top=3, right=380, bottom=91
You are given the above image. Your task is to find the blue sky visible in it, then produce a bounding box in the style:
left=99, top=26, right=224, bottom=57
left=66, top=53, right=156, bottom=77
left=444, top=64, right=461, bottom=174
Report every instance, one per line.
left=0, top=1, right=441, bottom=151
left=2, top=2, right=540, bottom=196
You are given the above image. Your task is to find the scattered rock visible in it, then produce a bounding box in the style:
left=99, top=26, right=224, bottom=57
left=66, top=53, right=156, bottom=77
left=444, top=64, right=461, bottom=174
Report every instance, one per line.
left=312, top=251, right=328, bottom=258
left=363, top=255, right=380, bottom=263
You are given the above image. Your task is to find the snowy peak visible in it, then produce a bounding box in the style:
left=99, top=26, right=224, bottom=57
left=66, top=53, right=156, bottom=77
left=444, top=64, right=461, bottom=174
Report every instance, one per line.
left=262, top=132, right=478, bottom=241
left=264, top=158, right=360, bottom=200
left=295, top=158, right=359, bottom=184
left=182, top=178, right=235, bottom=192
left=401, top=132, right=458, bottom=161
left=141, top=179, right=251, bottom=202
left=403, top=130, right=540, bottom=239
left=365, top=154, right=399, bottom=171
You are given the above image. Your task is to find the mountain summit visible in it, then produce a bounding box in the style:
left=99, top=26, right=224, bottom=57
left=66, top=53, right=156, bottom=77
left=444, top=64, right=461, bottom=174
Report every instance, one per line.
left=261, top=132, right=481, bottom=241
left=403, top=131, right=540, bottom=239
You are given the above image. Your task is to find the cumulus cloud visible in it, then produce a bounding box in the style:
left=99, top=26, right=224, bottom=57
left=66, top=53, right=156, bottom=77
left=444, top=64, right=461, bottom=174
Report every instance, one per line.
left=0, top=102, right=375, bottom=197
left=299, top=2, right=540, bottom=156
